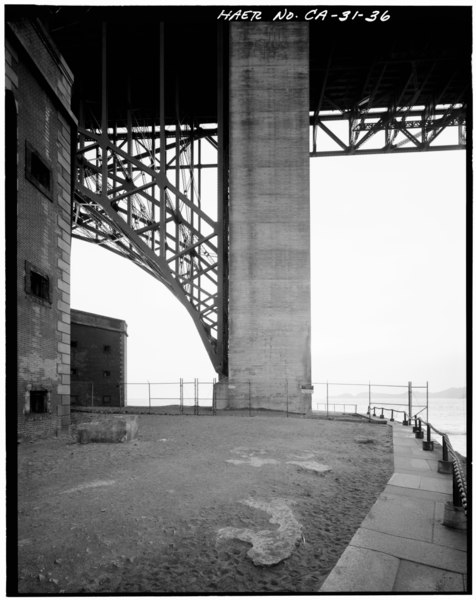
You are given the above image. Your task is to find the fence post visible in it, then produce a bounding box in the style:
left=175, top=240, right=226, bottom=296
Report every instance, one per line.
left=403, top=411, right=408, bottom=426
left=326, top=381, right=329, bottom=419
left=368, top=382, right=371, bottom=422
left=195, top=378, right=199, bottom=415
left=408, top=381, right=412, bottom=422
left=212, top=378, right=217, bottom=416
left=390, top=409, right=394, bottom=422
left=180, top=378, right=183, bottom=415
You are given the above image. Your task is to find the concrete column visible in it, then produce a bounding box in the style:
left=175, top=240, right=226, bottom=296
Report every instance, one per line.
left=219, top=23, right=312, bottom=413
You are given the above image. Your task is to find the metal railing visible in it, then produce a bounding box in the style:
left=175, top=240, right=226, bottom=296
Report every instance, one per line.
left=372, top=406, right=467, bottom=518
left=313, top=380, right=429, bottom=421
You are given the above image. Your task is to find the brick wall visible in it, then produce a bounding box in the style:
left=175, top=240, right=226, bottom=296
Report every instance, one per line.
left=71, top=310, right=128, bottom=407
left=7, top=18, right=76, bottom=438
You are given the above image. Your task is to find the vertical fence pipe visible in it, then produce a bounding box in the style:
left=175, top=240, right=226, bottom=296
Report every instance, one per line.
left=212, top=378, right=217, bottom=416
left=408, top=381, right=412, bottom=421
left=180, top=378, right=183, bottom=415
left=195, top=378, right=199, bottom=415
left=326, top=382, right=329, bottom=418
left=368, top=382, right=371, bottom=422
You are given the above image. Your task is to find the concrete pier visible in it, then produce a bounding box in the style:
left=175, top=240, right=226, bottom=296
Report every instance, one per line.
left=218, top=23, right=312, bottom=413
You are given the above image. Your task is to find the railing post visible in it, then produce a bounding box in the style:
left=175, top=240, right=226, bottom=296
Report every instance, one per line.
left=403, top=411, right=408, bottom=426
left=413, top=416, right=418, bottom=432
left=390, top=409, right=394, bottom=422
left=422, top=423, right=434, bottom=451
left=379, top=407, right=385, bottom=419
left=415, top=418, right=424, bottom=439
left=408, top=381, right=412, bottom=422
left=372, top=407, right=376, bottom=418
left=438, top=436, right=453, bottom=474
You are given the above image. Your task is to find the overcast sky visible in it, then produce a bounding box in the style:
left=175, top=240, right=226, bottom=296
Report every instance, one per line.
left=71, top=146, right=466, bottom=393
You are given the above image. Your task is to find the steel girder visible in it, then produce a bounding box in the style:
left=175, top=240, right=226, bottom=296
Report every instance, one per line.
left=310, top=104, right=466, bottom=157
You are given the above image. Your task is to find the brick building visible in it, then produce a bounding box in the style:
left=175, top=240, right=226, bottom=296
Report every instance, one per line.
left=6, top=15, right=76, bottom=438
left=71, top=309, right=128, bottom=407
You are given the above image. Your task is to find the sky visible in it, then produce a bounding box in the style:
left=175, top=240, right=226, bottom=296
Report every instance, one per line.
left=71, top=147, right=467, bottom=394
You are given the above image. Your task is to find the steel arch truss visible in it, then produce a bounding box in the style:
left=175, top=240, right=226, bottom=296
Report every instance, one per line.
left=73, top=113, right=224, bottom=372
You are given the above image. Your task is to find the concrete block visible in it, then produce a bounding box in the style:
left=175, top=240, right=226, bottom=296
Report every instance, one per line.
left=320, top=546, right=399, bottom=592
left=360, top=492, right=435, bottom=542
left=351, top=528, right=467, bottom=573
left=393, top=560, right=464, bottom=592
left=76, top=415, right=139, bottom=444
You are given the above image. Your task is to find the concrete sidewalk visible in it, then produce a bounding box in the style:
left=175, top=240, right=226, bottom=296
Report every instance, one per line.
left=320, top=421, right=468, bottom=593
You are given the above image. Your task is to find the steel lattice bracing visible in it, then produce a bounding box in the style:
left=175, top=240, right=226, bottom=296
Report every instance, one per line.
left=74, top=119, right=223, bottom=369
left=310, top=105, right=466, bottom=157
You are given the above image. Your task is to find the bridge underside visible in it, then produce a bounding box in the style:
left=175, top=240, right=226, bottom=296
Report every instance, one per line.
left=23, top=6, right=470, bottom=411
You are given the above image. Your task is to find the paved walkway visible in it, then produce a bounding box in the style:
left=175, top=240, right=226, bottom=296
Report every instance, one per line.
left=320, top=421, right=468, bottom=593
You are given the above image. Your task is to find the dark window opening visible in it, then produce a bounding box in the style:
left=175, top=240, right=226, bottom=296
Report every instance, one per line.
left=103, top=345, right=111, bottom=353
left=30, top=270, right=50, bottom=301
left=103, top=395, right=111, bottom=405
left=30, top=390, right=48, bottom=413
left=70, top=395, right=79, bottom=405
left=31, top=152, right=51, bottom=189
left=25, top=262, right=51, bottom=303
left=71, top=341, right=78, bottom=348
left=25, top=142, right=53, bottom=200
left=71, top=368, right=77, bottom=376
left=103, top=370, right=111, bottom=378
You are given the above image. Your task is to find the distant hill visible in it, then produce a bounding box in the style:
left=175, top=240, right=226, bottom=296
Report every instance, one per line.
left=328, top=387, right=466, bottom=400
left=430, top=387, right=466, bottom=399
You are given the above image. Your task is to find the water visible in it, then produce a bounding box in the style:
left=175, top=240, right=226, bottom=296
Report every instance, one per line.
left=313, top=392, right=467, bottom=457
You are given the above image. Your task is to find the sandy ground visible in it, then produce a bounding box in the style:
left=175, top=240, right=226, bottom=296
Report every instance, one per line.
left=17, top=413, right=393, bottom=594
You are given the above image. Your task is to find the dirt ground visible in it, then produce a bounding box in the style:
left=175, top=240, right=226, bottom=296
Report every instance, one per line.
left=16, top=413, right=393, bottom=594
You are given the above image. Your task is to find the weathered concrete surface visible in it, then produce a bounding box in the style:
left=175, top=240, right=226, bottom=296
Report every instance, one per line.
left=221, top=22, right=312, bottom=413
left=319, top=422, right=467, bottom=593
left=217, top=498, right=302, bottom=566
left=76, top=415, right=138, bottom=443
